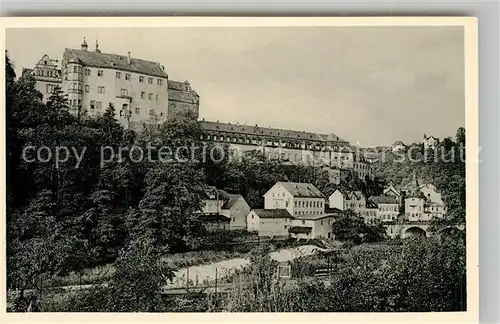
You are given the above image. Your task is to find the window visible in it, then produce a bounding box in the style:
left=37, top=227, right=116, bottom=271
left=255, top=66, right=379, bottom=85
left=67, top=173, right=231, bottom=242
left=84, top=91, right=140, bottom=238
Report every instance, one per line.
left=116, top=72, right=121, bottom=79
left=96, top=102, right=102, bottom=110
left=85, top=68, right=91, bottom=76
left=155, top=94, right=159, bottom=101
left=157, top=79, right=163, bottom=86
left=321, top=220, right=323, bottom=225
left=90, top=101, right=95, bottom=110
left=251, top=214, right=254, bottom=219
left=78, top=84, right=82, bottom=91
left=135, top=107, right=140, bottom=114
left=85, top=85, right=90, bottom=92
left=46, top=84, right=55, bottom=93
left=139, top=76, right=144, bottom=83
left=125, top=73, right=131, bottom=80
left=302, top=220, right=305, bottom=225
left=149, top=109, right=154, bottom=116
left=97, top=86, right=105, bottom=94
left=148, top=93, right=154, bottom=100
left=97, top=70, right=103, bottom=76
left=139, top=91, right=145, bottom=99
left=73, top=66, right=78, bottom=73
left=148, top=77, right=153, bottom=84
left=121, top=89, right=128, bottom=96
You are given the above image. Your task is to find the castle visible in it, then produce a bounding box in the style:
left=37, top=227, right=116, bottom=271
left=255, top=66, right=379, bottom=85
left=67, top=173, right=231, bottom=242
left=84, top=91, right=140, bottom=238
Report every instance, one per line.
left=23, top=39, right=371, bottom=180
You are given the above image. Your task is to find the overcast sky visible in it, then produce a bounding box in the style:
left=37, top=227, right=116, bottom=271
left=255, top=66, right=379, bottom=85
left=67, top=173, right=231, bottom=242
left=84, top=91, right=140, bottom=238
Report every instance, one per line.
left=6, top=27, right=465, bottom=146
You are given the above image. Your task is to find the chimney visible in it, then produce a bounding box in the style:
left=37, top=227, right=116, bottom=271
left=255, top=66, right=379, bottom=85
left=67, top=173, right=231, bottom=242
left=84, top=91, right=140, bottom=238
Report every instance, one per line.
left=127, top=52, right=131, bottom=65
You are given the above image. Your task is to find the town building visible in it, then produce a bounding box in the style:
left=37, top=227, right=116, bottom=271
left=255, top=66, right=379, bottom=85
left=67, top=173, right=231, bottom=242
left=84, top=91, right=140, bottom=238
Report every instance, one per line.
left=248, top=209, right=294, bottom=238
left=392, top=140, right=405, bottom=152
left=423, top=134, right=438, bottom=150
left=198, top=186, right=250, bottom=231
left=289, top=214, right=337, bottom=240
left=368, top=196, right=399, bottom=222
left=263, top=182, right=325, bottom=217
left=22, top=54, right=62, bottom=102
left=22, top=39, right=199, bottom=128
left=199, top=120, right=355, bottom=169
left=402, top=173, right=446, bottom=221
left=364, top=200, right=379, bottom=225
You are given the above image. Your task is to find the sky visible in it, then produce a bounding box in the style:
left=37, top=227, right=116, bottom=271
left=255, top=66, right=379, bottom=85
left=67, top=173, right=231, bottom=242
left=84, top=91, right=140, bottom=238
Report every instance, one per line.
left=6, top=26, right=465, bottom=146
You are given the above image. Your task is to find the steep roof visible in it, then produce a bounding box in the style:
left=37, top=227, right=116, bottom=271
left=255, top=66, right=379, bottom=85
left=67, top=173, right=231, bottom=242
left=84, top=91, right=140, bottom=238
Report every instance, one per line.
left=393, top=140, right=405, bottom=146
left=252, top=209, right=294, bottom=219
left=277, top=182, right=324, bottom=198
left=62, top=48, right=168, bottom=78
left=369, top=196, right=399, bottom=205
left=222, top=194, right=242, bottom=209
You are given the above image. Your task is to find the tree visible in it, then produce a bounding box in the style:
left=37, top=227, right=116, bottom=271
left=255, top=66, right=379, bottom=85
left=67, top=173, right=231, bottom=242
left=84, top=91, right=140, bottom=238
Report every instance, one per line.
left=105, top=240, right=173, bottom=312
left=331, top=211, right=386, bottom=244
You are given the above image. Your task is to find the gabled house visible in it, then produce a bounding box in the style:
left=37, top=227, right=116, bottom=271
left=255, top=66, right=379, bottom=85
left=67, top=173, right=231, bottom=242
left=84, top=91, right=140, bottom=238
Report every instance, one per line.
left=368, top=196, right=399, bottom=222
left=247, top=209, right=294, bottom=238
left=198, top=186, right=250, bottom=231
left=263, top=182, right=325, bottom=218
left=221, top=194, right=251, bottom=230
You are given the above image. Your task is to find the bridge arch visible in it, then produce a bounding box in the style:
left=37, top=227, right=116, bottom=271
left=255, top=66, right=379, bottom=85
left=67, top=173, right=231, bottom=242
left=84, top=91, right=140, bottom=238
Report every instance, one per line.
left=402, top=226, right=428, bottom=239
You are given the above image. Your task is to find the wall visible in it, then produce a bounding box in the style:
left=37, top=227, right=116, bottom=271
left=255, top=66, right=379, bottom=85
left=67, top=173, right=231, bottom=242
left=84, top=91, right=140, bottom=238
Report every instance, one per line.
left=246, top=210, right=259, bottom=232
left=293, top=197, right=324, bottom=217
left=258, top=217, right=292, bottom=238
left=228, top=197, right=251, bottom=230
left=201, top=199, right=225, bottom=214
left=328, top=191, right=344, bottom=210
left=405, top=197, right=425, bottom=221
left=377, top=203, right=399, bottom=222
left=263, top=183, right=294, bottom=215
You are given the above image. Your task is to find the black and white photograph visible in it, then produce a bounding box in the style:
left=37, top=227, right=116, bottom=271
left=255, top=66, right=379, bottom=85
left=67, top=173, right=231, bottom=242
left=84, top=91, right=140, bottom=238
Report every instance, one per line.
left=2, top=17, right=478, bottom=318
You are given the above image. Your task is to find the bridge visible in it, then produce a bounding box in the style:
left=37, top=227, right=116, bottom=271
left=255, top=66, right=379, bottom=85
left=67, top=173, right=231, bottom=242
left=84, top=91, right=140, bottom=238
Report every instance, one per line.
left=386, top=222, right=465, bottom=239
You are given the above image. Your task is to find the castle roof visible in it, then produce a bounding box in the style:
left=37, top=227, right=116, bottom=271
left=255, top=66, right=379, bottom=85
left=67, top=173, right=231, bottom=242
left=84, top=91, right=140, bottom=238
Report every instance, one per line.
left=199, top=120, right=349, bottom=145
left=62, top=48, right=168, bottom=78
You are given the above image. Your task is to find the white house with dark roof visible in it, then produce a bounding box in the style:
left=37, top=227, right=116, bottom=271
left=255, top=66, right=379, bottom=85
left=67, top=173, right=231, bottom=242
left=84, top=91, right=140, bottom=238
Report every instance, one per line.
left=247, top=209, right=295, bottom=238
left=263, top=182, right=325, bottom=217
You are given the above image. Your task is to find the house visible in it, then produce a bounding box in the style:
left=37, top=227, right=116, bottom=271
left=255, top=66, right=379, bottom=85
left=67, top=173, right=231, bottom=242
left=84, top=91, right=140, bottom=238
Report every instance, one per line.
left=368, top=196, right=399, bottom=222
left=328, top=189, right=345, bottom=211
left=327, top=189, right=366, bottom=216
left=289, top=214, right=337, bottom=240
left=248, top=209, right=295, bottom=238
left=402, top=174, right=446, bottom=221
left=383, top=183, right=401, bottom=199
left=220, top=194, right=251, bottom=230
left=424, top=134, right=438, bottom=150
left=199, top=186, right=250, bottom=231
left=392, top=140, right=405, bottom=152
left=364, top=200, right=379, bottom=225
left=263, top=182, right=325, bottom=217
left=344, top=191, right=366, bottom=216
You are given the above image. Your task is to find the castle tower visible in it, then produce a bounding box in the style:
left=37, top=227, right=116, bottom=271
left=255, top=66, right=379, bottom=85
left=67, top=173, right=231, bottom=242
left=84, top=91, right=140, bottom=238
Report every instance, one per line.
left=81, top=38, right=88, bottom=51
left=65, top=56, right=83, bottom=117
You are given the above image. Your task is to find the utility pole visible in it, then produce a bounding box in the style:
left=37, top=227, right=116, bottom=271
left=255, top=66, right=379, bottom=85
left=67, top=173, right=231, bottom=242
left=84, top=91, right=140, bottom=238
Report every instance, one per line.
left=214, top=268, right=218, bottom=310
